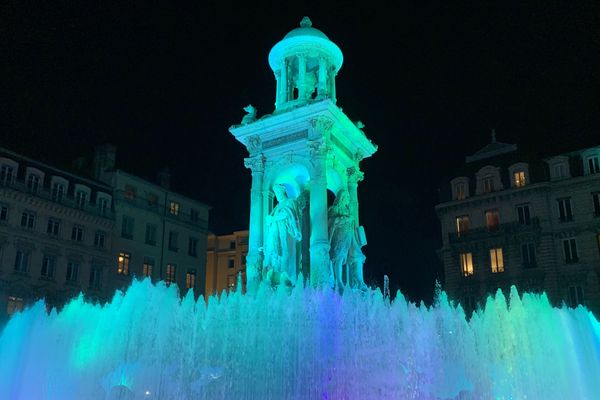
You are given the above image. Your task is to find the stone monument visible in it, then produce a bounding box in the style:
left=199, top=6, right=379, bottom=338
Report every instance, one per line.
left=230, top=17, right=377, bottom=291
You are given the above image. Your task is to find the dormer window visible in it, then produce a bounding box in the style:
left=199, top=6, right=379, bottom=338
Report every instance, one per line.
left=588, top=156, right=600, bottom=174
left=582, top=148, right=600, bottom=175
left=76, top=190, right=87, bottom=209
left=547, top=156, right=570, bottom=181
left=450, top=177, right=469, bottom=200
left=476, top=166, right=502, bottom=195
left=27, top=174, right=40, bottom=193
left=513, top=171, right=525, bottom=187
left=483, top=175, right=494, bottom=193
left=52, top=183, right=65, bottom=202
left=508, top=162, right=529, bottom=188
left=554, top=164, right=566, bottom=179
left=98, top=197, right=109, bottom=216
left=0, top=164, right=14, bottom=186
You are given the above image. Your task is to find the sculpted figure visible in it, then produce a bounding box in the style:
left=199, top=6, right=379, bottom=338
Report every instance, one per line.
left=328, top=190, right=367, bottom=290
left=263, top=184, right=302, bottom=285
left=241, top=105, right=257, bottom=125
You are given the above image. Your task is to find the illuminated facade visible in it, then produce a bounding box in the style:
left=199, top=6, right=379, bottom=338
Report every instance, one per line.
left=0, top=147, right=115, bottom=324
left=92, top=145, right=209, bottom=298
left=230, top=17, right=377, bottom=291
left=205, top=230, right=248, bottom=297
left=436, top=134, right=600, bottom=315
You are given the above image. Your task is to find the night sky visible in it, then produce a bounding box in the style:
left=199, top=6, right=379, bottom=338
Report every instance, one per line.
left=3, top=2, right=600, bottom=303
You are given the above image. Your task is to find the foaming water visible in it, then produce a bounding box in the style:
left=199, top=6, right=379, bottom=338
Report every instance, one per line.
left=1, top=279, right=599, bottom=399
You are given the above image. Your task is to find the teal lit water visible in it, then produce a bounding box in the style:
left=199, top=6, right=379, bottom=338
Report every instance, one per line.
left=1, top=278, right=599, bottom=399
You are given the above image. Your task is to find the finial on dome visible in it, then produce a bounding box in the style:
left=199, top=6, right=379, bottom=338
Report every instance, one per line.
left=300, top=16, right=312, bottom=28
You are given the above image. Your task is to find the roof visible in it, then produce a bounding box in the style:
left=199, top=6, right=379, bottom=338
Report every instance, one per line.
left=465, top=130, right=517, bottom=163
left=284, top=17, right=329, bottom=40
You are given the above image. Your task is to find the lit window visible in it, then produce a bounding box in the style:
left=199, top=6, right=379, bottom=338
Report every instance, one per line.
left=89, top=266, right=102, bottom=289
left=455, top=182, right=466, bottom=200
left=568, top=286, right=584, bottom=308
left=66, top=261, right=79, bottom=282
left=460, top=253, right=474, bottom=277
left=483, top=176, right=494, bottom=193
left=516, top=204, right=531, bottom=225
left=188, top=237, right=198, bottom=257
left=513, top=171, right=526, bottom=187
left=490, top=248, right=504, bottom=273
left=71, top=225, right=84, bottom=242
left=7, top=296, right=24, bottom=316
left=75, top=191, right=88, bottom=209
left=20, top=211, right=35, bottom=229
left=143, top=258, right=154, bottom=278
left=117, top=252, right=131, bottom=275
left=170, top=201, right=180, bottom=216
left=165, top=263, right=176, bottom=285
left=47, top=218, right=60, bottom=236
left=455, top=215, right=470, bottom=237
left=521, top=243, right=536, bottom=268
left=588, top=157, right=600, bottom=174
left=485, top=209, right=500, bottom=231
left=227, top=274, right=236, bottom=289
left=27, top=174, right=40, bottom=193
left=51, top=183, right=65, bottom=202
left=563, top=238, right=578, bottom=264
left=557, top=198, right=573, bottom=222
left=14, top=251, right=29, bottom=273
left=41, top=255, right=56, bottom=278
left=186, top=271, right=196, bottom=289
left=94, top=231, right=105, bottom=248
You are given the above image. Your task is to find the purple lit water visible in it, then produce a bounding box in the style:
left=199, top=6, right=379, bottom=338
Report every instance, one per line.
left=1, top=278, right=599, bottom=399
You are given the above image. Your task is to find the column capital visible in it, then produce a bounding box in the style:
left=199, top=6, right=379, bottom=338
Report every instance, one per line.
left=308, top=139, right=330, bottom=159
left=243, top=135, right=262, bottom=155
left=244, top=155, right=266, bottom=173
left=347, top=166, right=364, bottom=184
left=309, top=116, right=334, bottom=132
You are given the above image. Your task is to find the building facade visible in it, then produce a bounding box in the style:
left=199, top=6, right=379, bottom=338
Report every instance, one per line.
left=0, top=148, right=115, bottom=324
left=205, top=230, right=248, bottom=298
left=436, top=136, right=600, bottom=315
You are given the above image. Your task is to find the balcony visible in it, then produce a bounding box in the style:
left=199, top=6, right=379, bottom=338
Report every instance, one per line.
left=0, top=179, right=114, bottom=220
left=449, top=217, right=540, bottom=244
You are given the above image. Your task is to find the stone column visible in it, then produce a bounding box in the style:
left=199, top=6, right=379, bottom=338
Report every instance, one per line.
left=244, top=155, right=265, bottom=292
left=274, top=69, right=281, bottom=109
left=308, top=140, right=331, bottom=287
left=278, top=58, right=287, bottom=107
left=297, top=54, right=306, bottom=100
left=317, top=57, right=327, bottom=98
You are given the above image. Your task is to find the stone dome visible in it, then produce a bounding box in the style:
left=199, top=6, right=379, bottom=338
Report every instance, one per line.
left=283, top=17, right=330, bottom=40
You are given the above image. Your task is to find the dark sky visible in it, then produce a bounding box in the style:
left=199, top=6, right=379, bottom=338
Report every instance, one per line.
left=3, top=1, right=600, bottom=303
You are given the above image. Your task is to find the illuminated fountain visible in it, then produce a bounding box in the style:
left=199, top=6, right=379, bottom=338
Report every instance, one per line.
left=1, top=17, right=600, bottom=400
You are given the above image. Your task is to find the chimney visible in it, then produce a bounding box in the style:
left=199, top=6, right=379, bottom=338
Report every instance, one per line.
left=93, top=144, right=116, bottom=183
left=157, top=167, right=171, bottom=189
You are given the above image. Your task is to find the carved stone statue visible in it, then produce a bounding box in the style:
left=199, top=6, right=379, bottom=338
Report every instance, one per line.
left=263, top=184, right=302, bottom=286
left=241, top=105, right=257, bottom=125
left=328, top=190, right=367, bottom=290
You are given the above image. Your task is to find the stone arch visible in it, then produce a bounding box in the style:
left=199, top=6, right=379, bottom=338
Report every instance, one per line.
left=264, top=156, right=314, bottom=199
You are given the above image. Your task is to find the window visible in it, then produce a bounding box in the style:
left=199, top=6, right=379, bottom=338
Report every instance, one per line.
left=51, top=183, right=65, bottom=202
left=228, top=257, right=235, bottom=269
left=568, top=286, right=584, bottom=308
left=124, top=185, right=136, bottom=200
left=117, top=252, right=130, bottom=275
left=75, top=190, right=88, bottom=209
left=455, top=215, right=470, bottom=237
left=588, top=156, right=600, bottom=174
left=554, top=163, right=567, bottom=179
left=47, top=218, right=60, bottom=236
left=188, top=237, right=198, bottom=257
left=521, top=243, right=536, bottom=268
left=169, top=201, right=180, bottom=216
left=489, top=248, right=504, bottom=273
left=557, top=198, right=573, bottom=222
left=98, top=198, right=109, bottom=216
left=190, top=209, right=199, bottom=222
left=459, top=253, right=473, bottom=276
left=143, top=257, right=154, bottom=278
left=455, top=182, right=466, bottom=200
left=66, top=261, right=79, bottom=282
left=229, top=240, right=236, bottom=250
left=0, top=165, right=14, bottom=186
left=516, top=204, right=531, bottom=225
left=21, top=211, right=35, bottom=229
left=485, top=210, right=500, bottom=231
left=94, top=231, right=105, bottom=248
left=14, top=251, right=29, bottom=273
left=41, top=255, right=56, bottom=278
left=227, top=274, right=236, bottom=289
left=27, top=174, right=40, bottom=193
left=7, top=296, right=24, bottom=316
left=513, top=171, right=526, bottom=187
left=71, top=225, right=84, bottom=242
left=593, top=193, right=600, bottom=216
left=145, top=224, right=157, bottom=245
left=483, top=175, right=494, bottom=193
left=168, top=231, right=179, bottom=252
left=186, top=270, right=196, bottom=289
left=121, top=216, right=134, bottom=239
left=89, top=266, right=102, bottom=289
left=0, top=204, right=7, bottom=222
left=563, top=238, right=578, bottom=264
left=165, top=263, right=176, bottom=285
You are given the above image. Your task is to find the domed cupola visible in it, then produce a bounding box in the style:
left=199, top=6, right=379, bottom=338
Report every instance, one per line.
left=269, top=17, right=343, bottom=111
